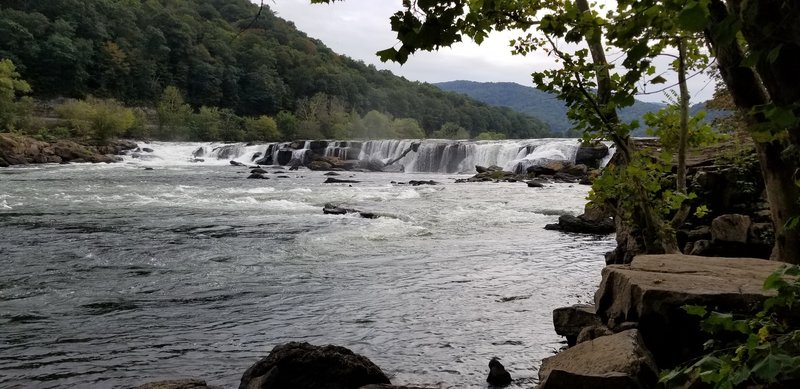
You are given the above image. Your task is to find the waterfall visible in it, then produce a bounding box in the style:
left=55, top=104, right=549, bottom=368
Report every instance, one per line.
left=131, top=139, right=606, bottom=172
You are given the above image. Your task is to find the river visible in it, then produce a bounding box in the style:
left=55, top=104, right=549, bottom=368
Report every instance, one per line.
left=0, top=140, right=615, bottom=388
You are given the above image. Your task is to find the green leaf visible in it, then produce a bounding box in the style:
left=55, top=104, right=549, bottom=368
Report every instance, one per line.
left=650, top=75, right=667, bottom=84
left=678, top=2, right=710, bottom=32
left=376, top=48, right=399, bottom=63
left=684, top=304, right=707, bottom=317
left=751, top=352, right=792, bottom=381
left=767, top=45, right=782, bottom=63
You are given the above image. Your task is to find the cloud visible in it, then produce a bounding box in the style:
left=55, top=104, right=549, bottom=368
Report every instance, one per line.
left=265, top=0, right=714, bottom=104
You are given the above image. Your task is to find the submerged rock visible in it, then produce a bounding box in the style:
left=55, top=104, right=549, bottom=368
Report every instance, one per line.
left=486, top=358, right=512, bottom=387
left=230, top=160, right=245, bottom=167
left=239, top=342, right=390, bottom=389
left=134, top=379, right=219, bottom=389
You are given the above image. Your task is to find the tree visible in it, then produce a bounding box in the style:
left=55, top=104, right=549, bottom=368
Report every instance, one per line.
left=55, top=97, right=135, bottom=142
left=244, top=115, right=281, bottom=141
left=314, top=0, right=800, bottom=264
left=156, top=85, right=192, bottom=140
left=0, top=59, right=32, bottom=130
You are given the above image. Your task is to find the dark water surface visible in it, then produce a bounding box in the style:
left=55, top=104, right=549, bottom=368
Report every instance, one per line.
left=0, top=146, right=614, bottom=388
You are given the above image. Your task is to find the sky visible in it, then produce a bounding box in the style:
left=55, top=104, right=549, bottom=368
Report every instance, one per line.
left=265, top=0, right=716, bottom=104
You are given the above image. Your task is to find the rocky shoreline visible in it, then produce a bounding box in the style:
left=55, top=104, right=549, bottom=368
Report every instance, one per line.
left=0, top=132, right=137, bottom=166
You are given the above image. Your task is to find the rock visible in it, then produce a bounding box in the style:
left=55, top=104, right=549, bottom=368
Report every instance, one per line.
left=251, top=152, right=262, bottom=161
left=309, top=160, right=334, bottom=171
left=545, top=214, right=615, bottom=234
left=247, top=173, right=269, bottom=179
left=576, top=325, right=614, bottom=344
left=687, top=239, right=712, bottom=256
left=323, top=203, right=358, bottom=215
left=192, top=147, right=205, bottom=158
left=134, top=379, right=219, bottom=389
left=553, top=304, right=603, bottom=347
left=142, top=147, right=154, bottom=153
left=381, top=164, right=404, bottom=173
left=595, top=254, right=784, bottom=366
left=475, top=165, right=490, bottom=173
left=239, top=342, right=390, bottom=389
left=486, top=358, right=512, bottom=387
left=251, top=168, right=268, bottom=174
left=144, top=167, right=154, bottom=171
left=563, top=163, right=588, bottom=177
left=230, top=160, right=245, bottom=167
left=408, top=180, right=438, bottom=186
left=325, top=177, right=360, bottom=184
left=527, top=180, right=544, bottom=188
left=537, top=330, right=658, bottom=389
left=575, top=143, right=610, bottom=168
left=324, top=172, right=340, bottom=176
left=359, top=385, right=434, bottom=389
left=711, top=214, right=752, bottom=243
left=276, top=149, right=293, bottom=166
left=191, top=158, right=204, bottom=163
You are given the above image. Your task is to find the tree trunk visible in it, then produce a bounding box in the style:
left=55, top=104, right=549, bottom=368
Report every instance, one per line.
left=670, top=38, right=692, bottom=231
left=708, top=0, right=800, bottom=264
left=575, top=0, right=676, bottom=255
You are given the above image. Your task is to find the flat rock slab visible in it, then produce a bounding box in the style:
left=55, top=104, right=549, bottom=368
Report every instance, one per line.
left=537, top=329, right=657, bottom=389
left=595, top=254, right=784, bottom=366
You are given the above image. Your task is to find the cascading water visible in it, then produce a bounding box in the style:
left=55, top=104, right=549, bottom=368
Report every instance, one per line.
left=132, top=139, right=605, bottom=173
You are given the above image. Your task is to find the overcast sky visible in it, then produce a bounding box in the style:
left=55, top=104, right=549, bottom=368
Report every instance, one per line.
left=266, top=0, right=716, bottom=104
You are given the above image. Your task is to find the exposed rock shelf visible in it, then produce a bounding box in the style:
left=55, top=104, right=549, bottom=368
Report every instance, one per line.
left=0, top=132, right=137, bottom=166
left=545, top=254, right=785, bottom=388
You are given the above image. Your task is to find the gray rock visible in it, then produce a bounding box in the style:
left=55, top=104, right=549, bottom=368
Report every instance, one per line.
left=487, top=358, right=512, bottom=387
left=553, top=304, right=603, bottom=347
left=325, top=177, right=360, bottom=184
left=239, top=342, right=390, bottom=389
left=595, top=254, right=783, bottom=366
left=711, top=214, right=752, bottom=243
left=537, top=330, right=657, bottom=389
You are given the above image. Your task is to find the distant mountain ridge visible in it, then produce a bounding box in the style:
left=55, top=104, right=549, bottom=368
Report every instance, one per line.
left=435, top=80, right=670, bottom=134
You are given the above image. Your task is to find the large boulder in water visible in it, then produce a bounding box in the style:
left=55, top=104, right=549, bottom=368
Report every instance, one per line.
left=575, top=143, right=610, bottom=168
left=239, top=342, right=390, bottom=389
left=544, top=214, right=615, bottom=234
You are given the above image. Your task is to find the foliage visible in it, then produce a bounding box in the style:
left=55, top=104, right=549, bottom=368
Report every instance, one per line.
left=644, top=93, right=727, bottom=150
left=55, top=97, right=135, bottom=142
left=661, top=265, right=800, bottom=388
left=431, top=122, right=470, bottom=140
left=0, top=0, right=553, bottom=139
left=0, top=59, right=32, bottom=130
left=476, top=131, right=507, bottom=140
left=243, top=115, right=281, bottom=142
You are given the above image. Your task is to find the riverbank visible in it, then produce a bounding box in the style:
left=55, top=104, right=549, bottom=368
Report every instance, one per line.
left=0, top=132, right=137, bottom=166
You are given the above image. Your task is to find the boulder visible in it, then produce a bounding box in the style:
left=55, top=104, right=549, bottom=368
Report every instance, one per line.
left=276, top=149, right=293, bottom=166
left=527, top=180, right=544, bottom=188
left=134, top=379, right=220, bottom=389
left=239, top=342, right=390, bottom=389
left=711, top=214, right=752, bottom=243
left=247, top=173, right=269, bottom=179
left=325, top=177, right=360, bottom=184
left=563, top=163, right=588, bottom=177
left=537, top=330, right=658, bottom=389
left=486, top=358, right=512, bottom=387
left=358, top=159, right=385, bottom=172
left=230, top=160, right=245, bottom=167
left=576, top=325, right=614, bottom=344
left=142, top=147, right=154, bottom=153
left=251, top=168, right=268, bottom=174
left=408, top=180, right=438, bottom=186
left=192, top=147, right=205, bottom=158
left=359, top=385, right=434, bottom=389
left=544, top=214, right=615, bottom=234
left=595, top=254, right=783, bottom=367
left=575, top=143, right=610, bottom=168
left=309, top=160, right=334, bottom=171
left=553, top=304, right=603, bottom=347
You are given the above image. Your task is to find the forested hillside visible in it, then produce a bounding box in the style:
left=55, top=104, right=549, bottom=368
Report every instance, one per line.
left=0, top=0, right=552, bottom=140
left=435, top=81, right=667, bottom=135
